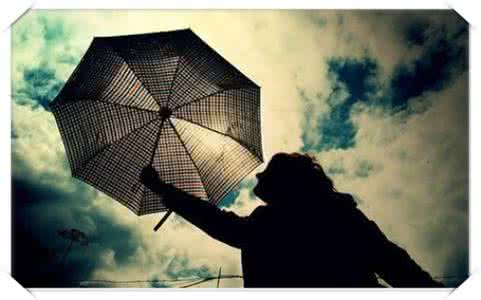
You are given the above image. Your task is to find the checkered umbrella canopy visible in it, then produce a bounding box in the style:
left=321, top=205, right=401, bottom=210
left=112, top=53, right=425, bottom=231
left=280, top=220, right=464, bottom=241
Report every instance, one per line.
left=50, top=29, right=263, bottom=216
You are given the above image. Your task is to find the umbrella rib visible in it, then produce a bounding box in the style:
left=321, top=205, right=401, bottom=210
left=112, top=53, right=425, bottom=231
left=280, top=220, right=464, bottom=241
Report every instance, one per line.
left=172, top=116, right=261, bottom=161
left=137, top=118, right=166, bottom=215
left=211, top=158, right=261, bottom=206
left=73, top=117, right=161, bottom=177
left=162, top=44, right=208, bottom=109
left=167, top=31, right=259, bottom=105
left=166, top=56, right=183, bottom=108
left=189, top=30, right=260, bottom=89
left=171, top=86, right=254, bottom=112
left=49, top=39, right=95, bottom=109
left=107, top=44, right=162, bottom=108
left=164, top=41, right=246, bottom=111
left=148, top=118, right=167, bottom=165
left=167, top=118, right=211, bottom=201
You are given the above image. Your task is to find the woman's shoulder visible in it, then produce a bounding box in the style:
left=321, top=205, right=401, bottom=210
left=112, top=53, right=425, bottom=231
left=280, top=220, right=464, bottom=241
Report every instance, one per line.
left=249, top=205, right=269, bottom=218
left=316, top=192, right=358, bottom=211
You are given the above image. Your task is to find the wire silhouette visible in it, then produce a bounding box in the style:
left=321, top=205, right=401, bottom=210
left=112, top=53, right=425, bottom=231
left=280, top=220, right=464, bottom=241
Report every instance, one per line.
left=180, top=274, right=243, bottom=288
left=79, top=274, right=244, bottom=288
left=78, top=273, right=467, bottom=288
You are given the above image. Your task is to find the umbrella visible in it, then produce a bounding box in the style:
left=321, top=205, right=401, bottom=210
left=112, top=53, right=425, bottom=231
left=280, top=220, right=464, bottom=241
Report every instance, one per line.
left=49, top=29, right=263, bottom=230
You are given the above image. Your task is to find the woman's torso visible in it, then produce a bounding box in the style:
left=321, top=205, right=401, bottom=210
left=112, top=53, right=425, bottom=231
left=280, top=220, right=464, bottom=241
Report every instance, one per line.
left=240, top=195, right=380, bottom=288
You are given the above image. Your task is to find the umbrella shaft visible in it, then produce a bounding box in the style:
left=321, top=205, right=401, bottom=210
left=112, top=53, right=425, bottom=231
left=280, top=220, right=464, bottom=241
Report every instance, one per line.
left=153, top=210, right=173, bottom=231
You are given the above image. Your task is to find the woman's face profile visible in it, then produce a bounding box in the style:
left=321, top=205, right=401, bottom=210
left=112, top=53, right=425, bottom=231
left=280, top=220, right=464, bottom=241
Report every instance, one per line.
left=253, top=154, right=288, bottom=204
left=253, top=169, right=272, bottom=203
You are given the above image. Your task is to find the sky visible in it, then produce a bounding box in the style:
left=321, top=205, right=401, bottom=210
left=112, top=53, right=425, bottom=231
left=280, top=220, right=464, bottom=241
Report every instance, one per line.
left=11, top=10, right=468, bottom=288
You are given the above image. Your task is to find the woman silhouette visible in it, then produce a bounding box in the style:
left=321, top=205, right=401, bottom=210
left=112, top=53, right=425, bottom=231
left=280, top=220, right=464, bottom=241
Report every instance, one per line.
left=140, top=152, right=443, bottom=288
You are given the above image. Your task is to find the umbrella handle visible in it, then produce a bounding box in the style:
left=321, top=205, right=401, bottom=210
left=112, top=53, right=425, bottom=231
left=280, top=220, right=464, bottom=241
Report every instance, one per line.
left=153, top=210, right=173, bottom=231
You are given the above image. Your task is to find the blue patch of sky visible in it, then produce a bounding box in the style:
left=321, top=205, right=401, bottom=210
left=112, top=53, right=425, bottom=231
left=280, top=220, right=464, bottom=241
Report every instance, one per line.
left=218, top=189, right=239, bottom=208
left=301, top=57, right=379, bottom=152
left=165, top=257, right=212, bottom=279
left=388, top=23, right=468, bottom=110
left=301, top=17, right=468, bottom=152
left=15, top=66, right=64, bottom=110
left=13, top=14, right=82, bottom=111
left=218, top=178, right=257, bottom=208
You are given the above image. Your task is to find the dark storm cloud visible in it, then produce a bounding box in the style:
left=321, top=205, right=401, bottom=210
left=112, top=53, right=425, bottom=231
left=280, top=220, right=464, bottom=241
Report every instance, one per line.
left=12, top=134, right=145, bottom=286
left=12, top=175, right=142, bottom=287
left=12, top=177, right=72, bottom=204
left=12, top=13, right=220, bottom=288
left=11, top=15, right=122, bottom=286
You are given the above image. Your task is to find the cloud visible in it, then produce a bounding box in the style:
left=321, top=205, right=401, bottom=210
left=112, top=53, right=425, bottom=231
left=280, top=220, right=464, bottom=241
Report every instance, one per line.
left=388, top=21, right=468, bottom=108
left=11, top=9, right=468, bottom=288
left=301, top=57, right=380, bottom=151
left=314, top=71, right=468, bottom=286
left=15, top=65, right=64, bottom=110
left=11, top=101, right=237, bottom=287
left=12, top=116, right=145, bottom=286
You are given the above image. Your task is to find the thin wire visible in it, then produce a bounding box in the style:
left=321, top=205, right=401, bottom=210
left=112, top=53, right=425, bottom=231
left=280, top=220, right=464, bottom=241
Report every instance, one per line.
left=180, top=278, right=211, bottom=288
left=81, top=278, right=207, bottom=284
left=433, top=275, right=468, bottom=279
left=79, top=275, right=244, bottom=287
left=79, top=274, right=466, bottom=288
left=180, top=275, right=243, bottom=288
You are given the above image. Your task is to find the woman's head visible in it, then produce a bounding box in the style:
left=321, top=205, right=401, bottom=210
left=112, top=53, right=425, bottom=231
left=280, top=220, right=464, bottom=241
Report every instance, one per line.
left=253, top=152, right=334, bottom=205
